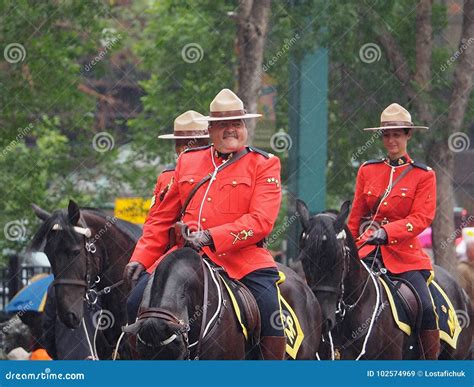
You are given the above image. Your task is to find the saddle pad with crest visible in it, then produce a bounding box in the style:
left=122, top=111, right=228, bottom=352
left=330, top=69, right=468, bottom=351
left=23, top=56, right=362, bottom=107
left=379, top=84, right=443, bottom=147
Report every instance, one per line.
left=380, top=277, right=461, bottom=349
left=218, top=270, right=305, bottom=359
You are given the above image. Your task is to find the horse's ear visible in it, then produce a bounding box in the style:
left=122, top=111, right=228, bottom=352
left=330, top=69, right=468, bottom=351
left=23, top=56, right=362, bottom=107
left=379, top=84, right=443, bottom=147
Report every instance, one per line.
left=68, top=200, right=81, bottom=225
left=334, top=200, right=351, bottom=233
left=31, top=203, right=51, bottom=221
left=296, top=199, right=310, bottom=231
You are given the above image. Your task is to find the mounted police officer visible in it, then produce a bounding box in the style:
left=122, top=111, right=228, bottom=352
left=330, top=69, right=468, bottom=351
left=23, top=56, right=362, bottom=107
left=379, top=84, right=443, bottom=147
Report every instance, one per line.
left=347, top=103, right=439, bottom=359
left=124, top=89, right=286, bottom=359
left=125, top=110, right=209, bottom=323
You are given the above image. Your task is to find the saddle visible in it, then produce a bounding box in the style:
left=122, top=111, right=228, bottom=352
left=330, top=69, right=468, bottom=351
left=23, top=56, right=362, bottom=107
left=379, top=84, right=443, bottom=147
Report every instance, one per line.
left=366, top=258, right=462, bottom=349
left=211, top=265, right=261, bottom=343
left=365, top=258, right=421, bottom=335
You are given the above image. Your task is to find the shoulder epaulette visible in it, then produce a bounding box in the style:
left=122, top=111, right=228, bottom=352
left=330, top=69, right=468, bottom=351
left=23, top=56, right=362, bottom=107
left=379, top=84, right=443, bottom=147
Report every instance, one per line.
left=411, top=160, right=432, bottom=171
left=183, top=145, right=212, bottom=153
left=247, top=146, right=272, bottom=159
left=362, top=159, right=384, bottom=166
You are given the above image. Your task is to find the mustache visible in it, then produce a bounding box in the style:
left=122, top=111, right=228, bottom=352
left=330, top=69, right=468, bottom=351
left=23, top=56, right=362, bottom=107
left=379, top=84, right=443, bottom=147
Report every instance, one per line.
left=223, top=130, right=238, bottom=139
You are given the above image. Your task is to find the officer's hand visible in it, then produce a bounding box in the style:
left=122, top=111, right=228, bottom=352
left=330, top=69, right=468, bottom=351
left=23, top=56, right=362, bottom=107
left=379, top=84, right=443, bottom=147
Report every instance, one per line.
left=185, top=230, right=214, bottom=252
left=366, top=228, right=388, bottom=245
left=123, top=261, right=145, bottom=288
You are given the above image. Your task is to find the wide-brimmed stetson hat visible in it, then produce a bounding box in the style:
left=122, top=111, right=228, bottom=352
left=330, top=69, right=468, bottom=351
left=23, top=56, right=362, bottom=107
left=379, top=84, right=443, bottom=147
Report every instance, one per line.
left=364, top=103, right=429, bottom=131
left=196, top=89, right=262, bottom=121
left=158, top=110, right=210, bottom=139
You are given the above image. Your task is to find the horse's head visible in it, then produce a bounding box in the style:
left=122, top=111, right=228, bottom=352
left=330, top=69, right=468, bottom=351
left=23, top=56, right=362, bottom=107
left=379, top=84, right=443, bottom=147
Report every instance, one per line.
left=296, top=199, right=352, bottom=333
left=31, top=200, right=90, bottom=329
left=123, top=248, right=203, bottom=360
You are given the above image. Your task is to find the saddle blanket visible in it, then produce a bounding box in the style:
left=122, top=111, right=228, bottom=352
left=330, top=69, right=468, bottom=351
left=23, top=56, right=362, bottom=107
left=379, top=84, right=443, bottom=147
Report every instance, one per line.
left=219, top=271, right=304, bottom=359
left=380, top=277, right=462, bottom=349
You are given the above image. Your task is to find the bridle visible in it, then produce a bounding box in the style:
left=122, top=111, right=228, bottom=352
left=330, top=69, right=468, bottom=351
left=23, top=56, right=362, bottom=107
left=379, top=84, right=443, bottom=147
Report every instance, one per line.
left=135, top=257, right=213, bottom=360
left=302, top=213, right=362, bottom=323
left=51, top=217, right=123, bottom=306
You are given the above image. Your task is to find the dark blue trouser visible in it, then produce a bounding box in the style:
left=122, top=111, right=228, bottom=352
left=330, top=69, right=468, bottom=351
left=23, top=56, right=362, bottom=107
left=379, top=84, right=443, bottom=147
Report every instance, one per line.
left=396, top=270, right=437, bottom=330
left=126, top=272, right=150, bottom=324
left=240, top=268, right=284, bottom=337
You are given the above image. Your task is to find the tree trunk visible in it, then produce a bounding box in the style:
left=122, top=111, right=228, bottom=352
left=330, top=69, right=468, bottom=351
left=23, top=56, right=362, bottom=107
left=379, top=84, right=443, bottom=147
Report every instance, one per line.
left=236, top=0, right=272, bottom=143
left=432, top=0, right=474, bottom=273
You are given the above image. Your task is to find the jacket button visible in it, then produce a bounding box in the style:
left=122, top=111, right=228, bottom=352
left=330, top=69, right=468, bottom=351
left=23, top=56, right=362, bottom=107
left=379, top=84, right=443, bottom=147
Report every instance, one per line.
left=409, top=244, right=413, bottom=248
left=368, top=191, right=372, bottom=195
left=222, top=253, right=226, bottom=256
left=383, top=202, right=388, bottom=206
left=232, top=180, right=237, bottom=186
left=401, top=193, right=406, bottom=197
left=207, top=197, right=212, bottom=202
left=190, top=178, right=194, bottom=183
left=202, top=218, right=207, bottom=222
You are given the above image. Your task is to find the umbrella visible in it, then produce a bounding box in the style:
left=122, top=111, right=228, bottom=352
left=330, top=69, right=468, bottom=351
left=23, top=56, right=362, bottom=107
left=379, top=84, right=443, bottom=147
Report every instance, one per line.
left=5, top=273, right=53, bottom=313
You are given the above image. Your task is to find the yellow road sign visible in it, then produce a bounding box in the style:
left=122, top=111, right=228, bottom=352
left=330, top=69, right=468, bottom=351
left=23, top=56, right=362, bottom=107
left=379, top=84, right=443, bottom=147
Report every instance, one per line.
left=114, top=197, right=151, bottom=224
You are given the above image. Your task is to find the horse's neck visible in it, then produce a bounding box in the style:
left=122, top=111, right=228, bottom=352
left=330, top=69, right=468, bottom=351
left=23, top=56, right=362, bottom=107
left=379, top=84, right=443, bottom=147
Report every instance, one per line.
left=343, top=250, right=371, bottom=304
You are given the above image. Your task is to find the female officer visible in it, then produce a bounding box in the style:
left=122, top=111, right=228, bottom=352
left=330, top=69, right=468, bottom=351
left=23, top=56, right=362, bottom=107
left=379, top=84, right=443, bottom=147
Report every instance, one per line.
left=347, top=103, right=439, bottom=359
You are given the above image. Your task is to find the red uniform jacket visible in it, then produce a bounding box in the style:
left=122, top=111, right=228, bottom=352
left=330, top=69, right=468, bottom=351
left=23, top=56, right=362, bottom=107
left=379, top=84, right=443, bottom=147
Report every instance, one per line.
left=130, top=145, right=282, bottom=279
left=347, top=155, right=436, bottom=274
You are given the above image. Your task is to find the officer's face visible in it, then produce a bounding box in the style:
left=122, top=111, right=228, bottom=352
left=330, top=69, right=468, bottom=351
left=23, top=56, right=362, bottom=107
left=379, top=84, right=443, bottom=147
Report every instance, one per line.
left=382, top=128, right=411, bottom=158
left=209, top=119, right=248, bottom=153
left=174, top=138, right=209, bottom=156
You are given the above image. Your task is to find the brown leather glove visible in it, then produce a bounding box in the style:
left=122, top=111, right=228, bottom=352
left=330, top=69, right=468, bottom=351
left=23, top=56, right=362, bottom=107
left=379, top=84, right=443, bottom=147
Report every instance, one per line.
left=123, top=261, right=145, bottom=288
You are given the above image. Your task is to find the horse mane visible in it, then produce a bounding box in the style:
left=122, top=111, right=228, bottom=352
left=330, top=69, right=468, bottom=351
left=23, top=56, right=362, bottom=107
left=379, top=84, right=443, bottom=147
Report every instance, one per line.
left=81, top=207, right=143, bottom=242
left=30, top=210, right=75, bottom=251
left=30, top=206, right=142, bottom=251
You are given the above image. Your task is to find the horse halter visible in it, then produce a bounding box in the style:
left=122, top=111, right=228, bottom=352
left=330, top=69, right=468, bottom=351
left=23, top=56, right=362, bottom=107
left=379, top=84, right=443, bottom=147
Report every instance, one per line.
left=50, top=218, right=110, bottom=305
left=305, top=214, right=351, bottom=321
left=135, top=307, right=191, bottom=359
left=135, top=257, right=211, bottom=360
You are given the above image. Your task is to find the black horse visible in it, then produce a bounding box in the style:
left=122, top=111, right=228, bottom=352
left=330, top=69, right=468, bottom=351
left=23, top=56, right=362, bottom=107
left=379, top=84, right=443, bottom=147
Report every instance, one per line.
left=296, top=199, right=472, bottom=360
left=124, top=247, right=322, bottom=359
left=30, top=200, right=142, bottom=359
